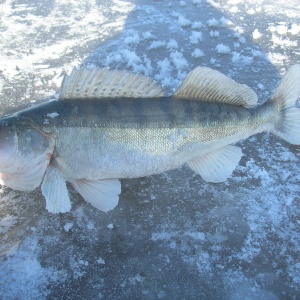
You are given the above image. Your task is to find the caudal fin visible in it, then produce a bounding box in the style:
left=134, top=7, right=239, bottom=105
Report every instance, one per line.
left=272, top=64, right=300, bottom=145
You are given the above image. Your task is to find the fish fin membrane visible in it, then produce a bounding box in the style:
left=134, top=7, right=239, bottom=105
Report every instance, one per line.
left=71, top=178, right=121, bottom=212
left=187, top=145, right=243, bottom=182
left=0, top=160, right=49, bottom=192
left=41, top=164, right=71, bottom=214
left=60, top=67, right=164, bottom=99
left=271, top=64, right=300, bottom=145
left=0, top=162, right=48, bottom=191
left=173, top=67, right=258, bottom=107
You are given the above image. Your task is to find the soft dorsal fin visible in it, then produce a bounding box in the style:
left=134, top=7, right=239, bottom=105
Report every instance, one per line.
left=60, top=67, right=164, bottom=99
left=173, top=67, right=258, bottom=107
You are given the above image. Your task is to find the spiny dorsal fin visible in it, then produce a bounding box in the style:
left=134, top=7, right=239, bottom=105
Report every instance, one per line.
left=60, top=67, right=164, bottom=99
left=173, top=67, right=258, bottom=107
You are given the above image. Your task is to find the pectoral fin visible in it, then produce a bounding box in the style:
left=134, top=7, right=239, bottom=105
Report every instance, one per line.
left=187, top=145, right=243, bottom=182
left=41, top=164, right=71, bottom=213
left=71, top=179, right=121, bottom=212
left=0, top=160, right=50, bottom=192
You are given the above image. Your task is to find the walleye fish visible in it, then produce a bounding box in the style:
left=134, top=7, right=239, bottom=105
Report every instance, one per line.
left=0, top=66, right=299, bottom=213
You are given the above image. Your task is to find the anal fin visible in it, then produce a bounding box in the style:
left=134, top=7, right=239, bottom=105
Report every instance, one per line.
left=187, top=145, right=243, bottom=182
left=41, top=164, right=71, bottom=213
left=71, top=179, right=121, bottom=212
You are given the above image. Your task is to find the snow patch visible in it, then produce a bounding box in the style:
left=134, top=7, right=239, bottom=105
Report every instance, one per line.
left=63, top=222, right=73, bottom=232
left=166, top=39, right=178, bottom=50
left=216, top=43, right=231, bottom=54
left=192, top=21, right=203, bottom=29
left=0, top=237, right=62, bottom=299
left=192, top=48, right=205, bottom=58
left=149, top=40, right=166, bottom=50
left=189, top=31, right=203, bottom=44
left=177, top=15, right=191, bottom=27
left=252, top=29, right=262, bottom=40
left=207, top=18, right=220, bottom=27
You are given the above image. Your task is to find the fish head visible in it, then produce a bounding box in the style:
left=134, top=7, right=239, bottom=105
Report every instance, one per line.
left=0, top=118, right=55, bottom=191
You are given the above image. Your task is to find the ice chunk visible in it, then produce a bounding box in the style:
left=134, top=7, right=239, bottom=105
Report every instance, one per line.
left=157, top=58, right=171, bottom=74
left=252, top=29, right=262, bottom=40
left=148, top=40, right=166, bottom=50
left=231, top=52, right=253, bottom=65
left=216, top=44, right=231, bottom=54
left=207, top=18, right=219, bottom=27
left=210, top=57, right=217, bottom=64
left=192, top=49, right=204, bottom=58
left=121, top=49, right=141, bottom=67
left=277, top=24, right=288, bottom=35
left=192, top=21, right=203, bottom=29
left=124, top=34, right=140, bottom=45
left=189, top=31, right=203, bottom=44
left=64, top=222, right=73, bottom=232
left=170, top=52, right=188, bottom=69
left=178, top=15, right=191, bottom=27
left=289, top=24, right=300, bottom=35
left=96, top=258, right=105, bottom=264
left=47, top=112, right=59, bottom=119
left=219, top=16, right=232, bottom=27
left=167, top=39, right=178, bottom=50
left=142, top=31, right=155, bottom=40
left=257, top=83, right=264, bottom=90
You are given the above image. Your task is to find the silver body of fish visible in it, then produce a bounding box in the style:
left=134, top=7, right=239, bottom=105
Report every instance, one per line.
left=0, top=66, right=300, bottom=213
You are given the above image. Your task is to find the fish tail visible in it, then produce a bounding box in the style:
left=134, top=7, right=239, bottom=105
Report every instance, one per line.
left=271, top=64, right=300, bottom=145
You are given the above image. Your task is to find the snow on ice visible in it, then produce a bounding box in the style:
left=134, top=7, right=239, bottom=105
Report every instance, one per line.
left=0, top=0, right=300, bottom=299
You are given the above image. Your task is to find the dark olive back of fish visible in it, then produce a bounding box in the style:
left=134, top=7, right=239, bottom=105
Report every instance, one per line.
left=9, top=97, right=264, bottom=130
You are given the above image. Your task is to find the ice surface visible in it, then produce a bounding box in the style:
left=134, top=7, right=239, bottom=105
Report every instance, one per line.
left=0, top=0, right=300, bottom=299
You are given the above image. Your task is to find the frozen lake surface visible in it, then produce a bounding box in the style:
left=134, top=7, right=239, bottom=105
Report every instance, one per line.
left=0, top=0, right=300, bottom=299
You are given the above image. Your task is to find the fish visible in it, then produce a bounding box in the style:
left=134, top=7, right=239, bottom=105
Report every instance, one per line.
left=0, top=65, right=299, bottom=213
